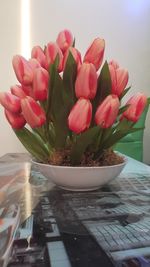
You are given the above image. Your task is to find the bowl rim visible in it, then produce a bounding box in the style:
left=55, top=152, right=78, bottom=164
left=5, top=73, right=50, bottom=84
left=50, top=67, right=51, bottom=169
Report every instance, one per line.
left=31, top=156, right=127, bottom=170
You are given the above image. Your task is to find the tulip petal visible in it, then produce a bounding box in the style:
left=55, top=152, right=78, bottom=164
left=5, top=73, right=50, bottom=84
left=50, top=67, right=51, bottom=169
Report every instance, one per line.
left=68, top=98, right=92, bottom=134
left=31, top=45, right=48, bottom=69
left=109, top=63, right=129, bottom=97
left=75, top=63, right=97, bottom=100
left=12, top=55, right=33, bottom=85
left=11, top=85, right=27, bottom=98
left=116, top=68, right=129, bottom=96
left=122, top=93, right=147, bottom=122
left=95, top=95, right=120, bottom=128
left=0, top=92, right=21, bottom=113
left=109, top=60, right=119, bottom=69
left=84, top=38, right=105, bottom=71
left=33, top=67, right=49, bottom=101
left=56, top=29, right=73, bottom=53
left=45, top=42, right=63, bottom=72
left=21, top=96, right=46, bottom=128
left=62, top=47, right=82, bottom=71
left=5, top=109, right=26, bottom=129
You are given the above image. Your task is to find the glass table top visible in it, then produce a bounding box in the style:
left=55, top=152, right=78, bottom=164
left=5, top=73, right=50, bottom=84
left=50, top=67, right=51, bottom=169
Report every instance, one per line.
left=0, top=153, right=150, bottom=267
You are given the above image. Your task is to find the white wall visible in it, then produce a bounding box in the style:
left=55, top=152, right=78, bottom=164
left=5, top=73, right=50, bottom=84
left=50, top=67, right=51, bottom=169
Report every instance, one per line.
left=0, top=0, right=25, bottom=154
left=0, top=0, right=150, bottom=163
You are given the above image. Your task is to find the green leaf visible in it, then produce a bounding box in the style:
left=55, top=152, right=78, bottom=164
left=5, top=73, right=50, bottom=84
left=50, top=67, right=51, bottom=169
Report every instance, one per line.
left=41, top=55, right=65, bottom=150
left=100, top=127, right=115, bottom=144
left=120, top=86, right=131, bottom=99
left=50, top=71, right=69, bottom=148
left=72, top=38, right=75, bottom=47
left=115, top=119, right=133, bottom=132
left=46, top=53, right=78, bottom=149
left=39, top=100, right=47, bottom=113
left=14, top=128, right=50, bottom=162
left=93, top=127, right=117, bottom=160
left=46, top=55, right=59, bottom=121
left=99, top=119, right=132, bottom=149
left=93, top=61, right=111, bottom=113
left=48, top=122, right=56, bottom=145
left=89, top=129, right=103, bottom=152
left=33, top=125, right=55, bottom=150
left=32, top=127, right=47, bottom=143
left=118, top=104, right=130, bottom=115
left=63, top=51, right=77, bottom=108
left=102, top=127, right=144, bottom=149
left=70, top=126, right=101, bottom=165
left=50, top=72, right=64, bottom=120
left=54, top=123, right=68, bottom=149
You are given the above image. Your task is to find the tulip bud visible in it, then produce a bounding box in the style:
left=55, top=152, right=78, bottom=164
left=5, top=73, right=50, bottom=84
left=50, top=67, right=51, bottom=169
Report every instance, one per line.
left=29, top=58, right=41, bottom=70
left=62, top=47, right=82, bottom=70
left=83, top=38, right=105, bottom=71
left=11, top=85, right=27, bottom=98
left=21, top=85, right=34, bottom=97
left=75, top=63, right=97, bottom=99
left=68, top=98, right=92, bottom=134
left=0, top=92, right=21, bottom=113
left=56, top=29, right=73, bottom=53
left=12, top=55, right=33, bottom=85
left=122, top=93, right=147, bottom=122
left=31, top=46, right=48, bottom=69
left=95, top=95, right=120, bottom=128
left=33, top=67, right=49, bottom=101
left=109, top=59, right=119, bottom=69
left=45, top=42, right=63, bottom=72
left=109, top=64, right=129, bottom=97
left=21, top=96, right=46, bottom=128
left=5, top=109, right=26, bottom=129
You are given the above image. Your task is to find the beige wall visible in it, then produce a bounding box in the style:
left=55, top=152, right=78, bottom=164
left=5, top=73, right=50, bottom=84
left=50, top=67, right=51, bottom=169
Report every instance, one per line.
left=0, top=0, right=150, bottom=163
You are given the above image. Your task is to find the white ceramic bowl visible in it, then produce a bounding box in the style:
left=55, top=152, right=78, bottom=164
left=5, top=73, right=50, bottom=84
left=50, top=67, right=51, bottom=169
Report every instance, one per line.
left=32, top=158, right=126, bottom=191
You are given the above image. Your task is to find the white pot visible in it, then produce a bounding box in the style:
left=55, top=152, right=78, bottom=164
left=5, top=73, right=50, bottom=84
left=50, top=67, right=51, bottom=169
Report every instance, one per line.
left=32, top=158, right=126, bottom=191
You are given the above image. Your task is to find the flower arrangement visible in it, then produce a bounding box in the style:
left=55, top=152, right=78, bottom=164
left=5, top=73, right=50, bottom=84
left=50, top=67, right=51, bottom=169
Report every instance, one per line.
left=0, top=29, right=148, bottom=166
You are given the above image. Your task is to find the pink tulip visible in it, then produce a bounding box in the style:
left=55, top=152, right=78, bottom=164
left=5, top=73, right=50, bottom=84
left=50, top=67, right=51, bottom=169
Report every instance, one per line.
left=12, top=55, right=33, bottom=85
left=45, top=42, right=63, bottom=72
left=21, top=85, right=34, bottom=97
left=21, top=96, right=46, bottom=128
left=109, top=59, right=119, bottom=69
left=56, top=29, right=73, bottom=53
left=83, top=38, right=105, bottom=71
left=29, top=58, right=41, bottom=70
left=62, top=47, right=82, bottom=70
left=75, top=63, right=97, bottom=99
left=95, top=94, right=120, bottom=128
left=33, top=67, right=49, bottom=101
left=31, top=46, right=48, bottom=69
left=5, top=109, right=26, bottom=129
left=11, top=84, right=34, bottom=98
left=109, top=64, right=129, bottom=97
left=0, top=92, right=21, bottom=113
left=11, top=85, right=27, bottom=98
left=121, top=93, right=147, bottom=122
left=68, top=98, right=92, bottom=134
